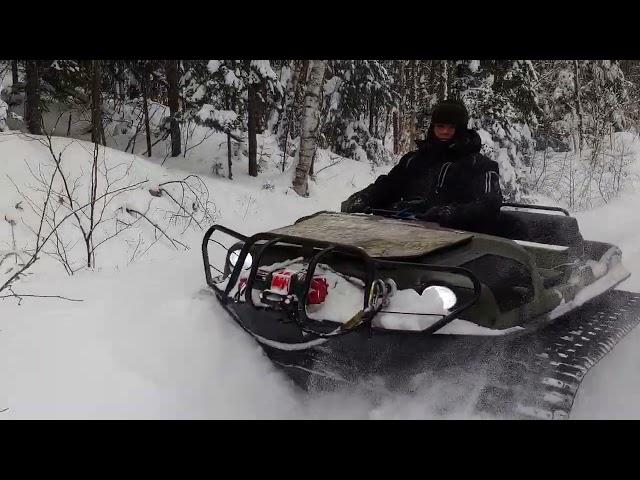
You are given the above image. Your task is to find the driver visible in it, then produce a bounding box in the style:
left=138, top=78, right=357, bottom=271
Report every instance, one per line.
left=341, top=99, right=502, bottom=232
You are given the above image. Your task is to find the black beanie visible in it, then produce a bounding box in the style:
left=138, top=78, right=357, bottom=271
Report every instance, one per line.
left=430, top=99, right=469, bottom=129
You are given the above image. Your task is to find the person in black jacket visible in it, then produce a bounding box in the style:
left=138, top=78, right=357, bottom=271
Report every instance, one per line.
left=341, top=99, right=502, bottom=232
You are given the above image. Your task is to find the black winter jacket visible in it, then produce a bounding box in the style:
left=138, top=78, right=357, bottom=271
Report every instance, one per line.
left=342, top=129, right=502, bottom=232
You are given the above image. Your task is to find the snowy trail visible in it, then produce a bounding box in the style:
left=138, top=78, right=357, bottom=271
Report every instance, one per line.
left=2, top=255, right=301, bottom=419
left=568, top=197, right=640, bottom=418
left=4, top=197, right=640, bottom=419
left=570, top=325, right=640, bottom=419
left=1, top=250, right=490, bottom=419
left=2, top=129, right=640, bottom=419
left=4, top=200, right=640, bottom=419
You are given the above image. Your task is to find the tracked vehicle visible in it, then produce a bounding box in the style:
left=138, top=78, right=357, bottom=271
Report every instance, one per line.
left=202, top=205, right=640, bottom=419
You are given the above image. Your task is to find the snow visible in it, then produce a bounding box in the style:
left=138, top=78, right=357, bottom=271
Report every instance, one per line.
left=375, top=288, right=445, bottom=331
left=207, top=60, right=221, bottom=74
left=250, top=60, right=279, bottom=82
left=227, top=260, right=535, bottom=337
left=196, top=104, right=238, bottom=126
left=305, top=265, right=365, bottom=323
left=0, top=129, right=402, bottom=419
left=529, top=131, right=640, bottom=211
left=514, top=239, right=569, bottom=251
left=548, top=262, right=629, bottom=321
left=224, top=70, right=243, bottom=89
left=567, top=194, right=640, bottom=418
left=3, top=112, right=640, bottom=418
left=2, top=260, right=311, bottom=419
left=571, top=317, right=640, bottom=420
left=191, top=84, right=207, bottom=103
left=247, top=262, right=452, bottom=331
left=436, top=320, right=524, bottom=336
left=0, top=97, right=8, bottom=132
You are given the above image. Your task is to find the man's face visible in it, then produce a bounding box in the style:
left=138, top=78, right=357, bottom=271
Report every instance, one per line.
left=433, top=123, right=456, bottom=141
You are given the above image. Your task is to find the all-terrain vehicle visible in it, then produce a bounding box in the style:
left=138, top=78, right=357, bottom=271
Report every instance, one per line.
left=202, top=204, right=640, bottom=419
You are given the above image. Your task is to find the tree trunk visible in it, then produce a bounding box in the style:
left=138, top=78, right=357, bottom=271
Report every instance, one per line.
left=397, top=60, right=410, bottom=153
left=429, top=60, right=437, bottom=93
left=115, top=61, right=125, bottom=103
left=309, top=150, right=316, bottom=177
left=277, top=60, right=302, bottom=150
left=415, top=60, right=425, bottom=116
left=392, top=109, right=399, bottom=154
left=255, top=81, right=267, bottom=134
left=290, top=59, right=310, bottom=141
left=369, top=92, right=375, bottom=135
left=573, top=60, right=584, bottom=153
left=141, top=68, right=152, bottom=157
left=246, top=61, right=259, bottom=177
left=292, top=60, right=327, bottom=197
left=383, top=106, right=390, bottom=146
left=25, top=61, right=42, bottom=135
left=438, top=60, right=448, bottom=101
left=409, top=60, right=418, bottom=143
left=166, top=60, right=181, bottom=157
left=298, top=60, right=311, bottom=87
left=227, top=133, right=233, bottom=180
left=408, top=60, right=415, bottom=112
left=11, top=60, right=18, bottom=85
left=91, top=60, right=106, bottom=146
left=114, top=63, right=122, bottom=113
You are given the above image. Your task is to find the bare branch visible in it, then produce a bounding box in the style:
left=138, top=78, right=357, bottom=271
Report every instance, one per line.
left=1, top=177, right=148, bottom=294
left=158, top=187, right=203, bottom=229
left=0, top=292, right=84, bottom=303
left=314, top=157, right=343, bottom=175
left=124, top=208, right=189, bottom=250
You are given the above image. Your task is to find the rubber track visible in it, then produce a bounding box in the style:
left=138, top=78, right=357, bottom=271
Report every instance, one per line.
left=474, top=289, right=640, bottom=419
left=265, top=290, right=640, bottom=419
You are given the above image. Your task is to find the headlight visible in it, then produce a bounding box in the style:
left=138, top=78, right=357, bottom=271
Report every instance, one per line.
left=424, top=285, right=457, bottom=310
left=229, top=249, right=253, bottom=270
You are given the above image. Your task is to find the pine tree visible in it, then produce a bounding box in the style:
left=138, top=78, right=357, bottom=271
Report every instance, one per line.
left=542, top=60, right=632, bottom=154
left=182, top=60, right=282, bottom=176
left=321, top=59, right=398, bottom=165
left=451, top=60, right=542, bottom=198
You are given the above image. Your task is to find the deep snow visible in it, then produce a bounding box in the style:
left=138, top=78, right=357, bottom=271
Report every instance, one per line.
left=2, top=120, right=640, bottom=418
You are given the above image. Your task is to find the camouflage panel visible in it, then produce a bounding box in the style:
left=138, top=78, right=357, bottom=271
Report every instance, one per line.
left=271, top=213, right=473, bottom=258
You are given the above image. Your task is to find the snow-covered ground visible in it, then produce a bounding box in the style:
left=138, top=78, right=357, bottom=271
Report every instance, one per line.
left=567, top=194, right=640, bottom=418
left=0, top=130, right=400, bottom=419
left=2, top=119, right=640, bottom=419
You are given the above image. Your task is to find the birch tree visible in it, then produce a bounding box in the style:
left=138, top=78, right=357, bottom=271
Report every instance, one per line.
left=292, top=60, right=326, bottom=196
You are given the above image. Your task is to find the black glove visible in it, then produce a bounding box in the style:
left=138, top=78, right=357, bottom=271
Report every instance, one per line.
left=416, top=205, right=456, bottom=224
left=341, top=194, right=371, bottom=214
left=391, top=198, right=429, bottom=213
